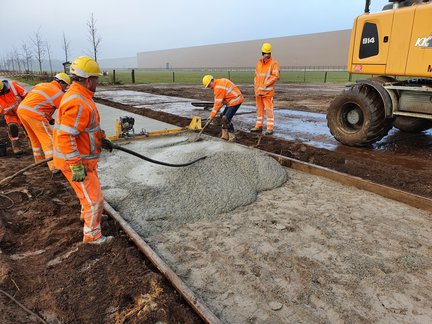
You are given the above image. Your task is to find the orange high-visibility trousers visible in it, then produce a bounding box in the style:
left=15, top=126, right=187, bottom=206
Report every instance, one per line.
left=18, top=112, right=55, bottom=170
left=4, top=114, right=23, bottom=140
left=255, top=96, right=274, bottom=131
left=62, top=169, right=104, bottom=243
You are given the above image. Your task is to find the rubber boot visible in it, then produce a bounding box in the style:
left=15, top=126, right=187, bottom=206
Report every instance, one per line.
left=228, top=132, right=236, bottom=142
left=220, top=129, right=229, bottom=140
left=250, top=126, right=262, bottom=132
left=11, top=139, right=23, bottom=155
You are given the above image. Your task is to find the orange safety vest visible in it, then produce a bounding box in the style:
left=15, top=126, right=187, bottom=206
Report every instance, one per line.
left=17, top=81, right=64, bottom=121
left=254, top=57, right=280, bottom=97
left=210, top=78, right=244, bottom=118
left=0, top=80, right=27, bottom=116
left=53, top=82, right=104, bottom=171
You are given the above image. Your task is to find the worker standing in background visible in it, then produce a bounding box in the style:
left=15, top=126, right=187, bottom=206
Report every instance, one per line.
left=251, top=42, right=280, bottom=135
left=17, top=73, right=71, bottom=171
left=0, top=79, right=28, bottom=154
left=202, top=75, right=244, bottom=142
left=53, top=56, right=113, bottom=245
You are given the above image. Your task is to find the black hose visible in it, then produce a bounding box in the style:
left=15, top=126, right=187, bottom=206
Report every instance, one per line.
left=112, top=144, right=207, bottom=167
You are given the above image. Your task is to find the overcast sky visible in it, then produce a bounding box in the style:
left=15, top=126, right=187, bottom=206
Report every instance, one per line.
left=1, top=0, right=389, bottom=61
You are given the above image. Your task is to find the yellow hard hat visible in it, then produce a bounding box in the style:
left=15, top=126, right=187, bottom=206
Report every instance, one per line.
left=54, top=72, right=71, bottom=85
left=0, top=81, right=3, bottom=91
left=70, top=56, right=102, bottom=78
left=202, top=75, right=214, bottom=88
left=261, top=42, right=272, bottom=54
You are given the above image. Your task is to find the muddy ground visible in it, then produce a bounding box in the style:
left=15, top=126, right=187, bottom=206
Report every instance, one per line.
left=117, top=83, right=344, bottom=113
left=0, top=127, right=202, bottom=323
left=1, top=81, right=431, bottom=323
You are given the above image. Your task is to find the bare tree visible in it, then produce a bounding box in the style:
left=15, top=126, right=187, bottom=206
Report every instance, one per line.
left=87, top=13, right=102, bottom=61
left=62, top=32, right=71, bottom=63
left=46, top=42, right=53, bottom=75
left=0, top=56, right=7, bottom=71
left=13, top=49, right=23, bottom=72
left=7, top=51, right=16, bottom=71
left=22, top=43, right=33, bottom=72
left=31, top=29, right=45, bottom=73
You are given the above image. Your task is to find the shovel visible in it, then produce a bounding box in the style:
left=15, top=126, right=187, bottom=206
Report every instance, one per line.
left=188, top=117, right=213, bottom=143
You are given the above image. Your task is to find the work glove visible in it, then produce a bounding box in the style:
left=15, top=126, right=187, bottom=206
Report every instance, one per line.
left=70, top=164, right=87, bottom=182
left=102, top=137, right=114, bottom=152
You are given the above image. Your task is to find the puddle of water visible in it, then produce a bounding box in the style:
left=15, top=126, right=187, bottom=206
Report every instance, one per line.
left=96, top=89, right=432, bottom=169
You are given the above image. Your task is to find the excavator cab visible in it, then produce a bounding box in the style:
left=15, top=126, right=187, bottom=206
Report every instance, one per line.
left=326, top=0, right=432, bottom=146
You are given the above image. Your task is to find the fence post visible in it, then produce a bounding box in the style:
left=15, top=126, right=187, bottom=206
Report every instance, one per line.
left=303, top=68, right=306, bottom=83
left=112, top=69, right=116, bottom=84
left=131, top=69, right=135, bottom=83
left=228, top=71, right=231, bottom=80
left=324, top=71, right=328, bottom=83
left=172, top=71, right=175, bottom=83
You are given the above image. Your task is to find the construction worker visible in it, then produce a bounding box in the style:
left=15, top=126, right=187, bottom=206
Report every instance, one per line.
left=0, top=79, right=28, bottom=154
left=53, top=56, right=113, bottom=245
left=17, top=73, right=71, bottom=171
left=202, top=75, right=244, bottom=142
left=251, top=42, right=280, bottom=135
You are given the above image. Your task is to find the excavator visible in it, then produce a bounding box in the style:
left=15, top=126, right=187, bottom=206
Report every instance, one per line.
left=327, top=0, right=432, bottom=146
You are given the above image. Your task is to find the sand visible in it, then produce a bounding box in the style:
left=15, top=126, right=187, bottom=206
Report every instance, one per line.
left=98, top=135, right=432, bottom=323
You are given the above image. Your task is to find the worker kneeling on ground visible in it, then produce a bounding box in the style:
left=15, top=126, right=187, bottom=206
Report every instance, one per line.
left=0, top=79, right=28, bottom=154
left=202, top=75, right=244, bottom=142
left=251, top=42, right=280, bottom=135
left=53, top=56, right=114, bottom=245
left=17, top=73, right=71, bottom=171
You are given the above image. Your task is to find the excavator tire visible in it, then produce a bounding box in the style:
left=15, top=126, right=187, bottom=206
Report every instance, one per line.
left=394, top=116, right=432, bottom=133
left=327, top=84, right=393, bottom=146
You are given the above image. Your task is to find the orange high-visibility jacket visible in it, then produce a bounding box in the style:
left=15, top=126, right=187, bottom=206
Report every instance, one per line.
left=0, top=80, right=27, bottom=116
left=210, top=78, right=244, bottom=118
left=254, top=57, right=280, bottom=97
left=18, top=81, right=64, bottom=121
left=53, top=82, right=104, bottom=171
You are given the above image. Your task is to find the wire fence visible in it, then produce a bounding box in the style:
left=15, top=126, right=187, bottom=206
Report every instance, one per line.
left=1, top=67, right=375, bottom=85
left=100, top=68, right=369, bottom=84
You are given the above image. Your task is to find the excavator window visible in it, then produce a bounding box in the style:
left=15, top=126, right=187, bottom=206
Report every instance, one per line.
left=359, top=22, right=379, bottom=59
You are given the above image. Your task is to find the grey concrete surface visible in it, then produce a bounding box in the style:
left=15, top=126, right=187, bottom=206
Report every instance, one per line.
left=98, top=134, right=288, bottom=237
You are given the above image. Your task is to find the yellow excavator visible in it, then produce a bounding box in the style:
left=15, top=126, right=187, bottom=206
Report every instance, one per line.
left=327, top=0, right=432, bottom=146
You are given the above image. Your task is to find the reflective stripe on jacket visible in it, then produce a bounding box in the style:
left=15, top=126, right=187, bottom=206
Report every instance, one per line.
left=210, top=78, right=244, bottom=118
left=17, top=81, right=64, bottom=120
left=254, top=57, right=280, bottom=97
left=53, top=82, right=103, bottom=170
left=0, top=80, right=27, bottom=116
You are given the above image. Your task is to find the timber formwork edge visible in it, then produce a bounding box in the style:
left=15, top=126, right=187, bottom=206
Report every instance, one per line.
left=268, top=152, right=432, bottom=213
left=103, top=201, right=221, bottom=324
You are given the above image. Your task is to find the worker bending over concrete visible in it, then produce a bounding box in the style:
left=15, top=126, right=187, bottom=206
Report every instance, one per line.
left=0, top=79, right=28, bottom=154
left=251, top=42, right=280, bottom=135
left=17, top=73, right=71, bottom=171
left=53, top=56, right=113, bottom=245
left=202, top=75, right=244, bottom=142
